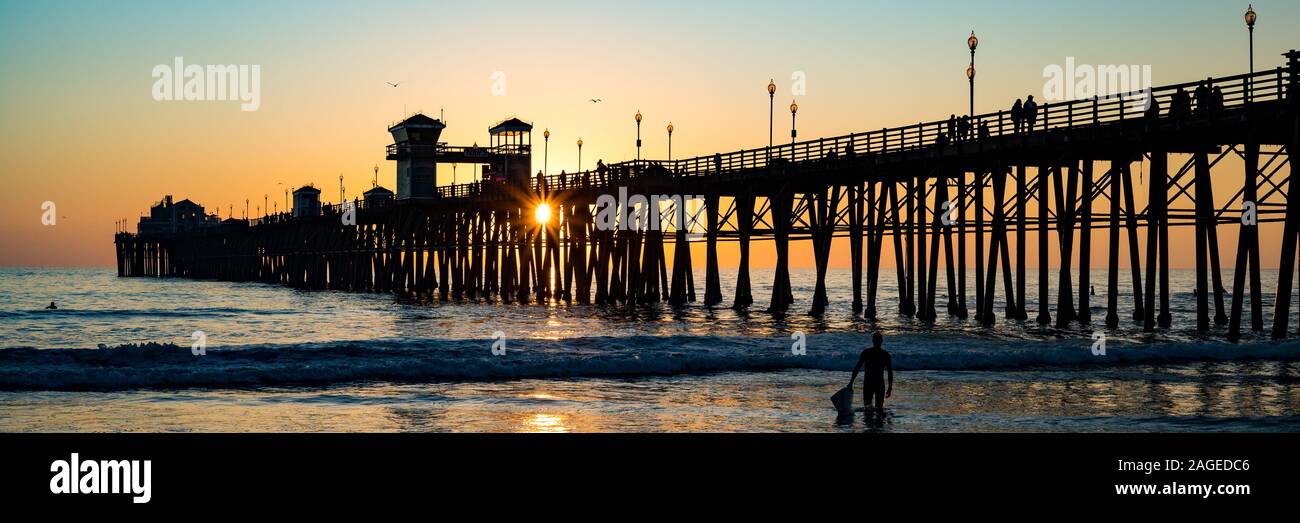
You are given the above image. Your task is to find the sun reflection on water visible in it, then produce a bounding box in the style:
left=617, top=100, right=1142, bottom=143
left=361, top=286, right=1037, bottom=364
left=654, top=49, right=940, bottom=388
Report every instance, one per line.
left=521, top=413, right=570, bottom=433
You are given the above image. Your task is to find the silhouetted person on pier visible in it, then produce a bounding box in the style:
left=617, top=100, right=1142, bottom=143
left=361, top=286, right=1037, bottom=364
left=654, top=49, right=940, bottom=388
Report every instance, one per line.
left=1024, top=96, right=1039, bottom=132
left=1212, top=86, right=1226, bottom=114
left=947, top=114, right=957, bottom=140
left=596, top=160, right=608, bottom=186
left=1011, top=99, right=1024, bottom=133
left=46, top=301, right=57, bottom=310
left=849, top=332, right=893, bottom=418
left=978, top=121, right=990, bottom=140
left=1171, top=88, right=1190, bottom=120
left=1194, top=81, right=1212, bottom=117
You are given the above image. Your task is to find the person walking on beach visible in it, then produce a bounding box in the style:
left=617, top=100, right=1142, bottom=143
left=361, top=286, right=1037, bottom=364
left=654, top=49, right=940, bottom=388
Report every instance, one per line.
left=849, top=332, right=893, bottom=417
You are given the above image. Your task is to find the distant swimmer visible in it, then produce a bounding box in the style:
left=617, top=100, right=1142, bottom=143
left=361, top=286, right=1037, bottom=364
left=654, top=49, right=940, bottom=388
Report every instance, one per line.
left=849, top=332, right=893, bottom=418
left=45, top=301, right=57, bottom=310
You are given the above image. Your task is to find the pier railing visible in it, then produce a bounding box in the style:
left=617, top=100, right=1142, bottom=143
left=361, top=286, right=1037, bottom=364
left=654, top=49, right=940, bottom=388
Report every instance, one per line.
left=439, top=63, right=1292, bottom=199
left=261, top=58, right=1299, bottom=217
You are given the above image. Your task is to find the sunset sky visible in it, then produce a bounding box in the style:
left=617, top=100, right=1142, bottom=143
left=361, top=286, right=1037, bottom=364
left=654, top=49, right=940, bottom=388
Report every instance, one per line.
left=0, top=0, right=1295, bottom=268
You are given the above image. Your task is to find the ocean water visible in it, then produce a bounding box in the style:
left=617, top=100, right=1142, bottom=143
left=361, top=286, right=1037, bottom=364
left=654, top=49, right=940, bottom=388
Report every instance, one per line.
left=1, top=267, right=1299, bottom=432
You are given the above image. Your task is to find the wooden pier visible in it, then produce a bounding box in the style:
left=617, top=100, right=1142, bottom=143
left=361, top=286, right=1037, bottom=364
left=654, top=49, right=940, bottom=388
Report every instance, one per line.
left=118, top=51, right=1300, bottom=340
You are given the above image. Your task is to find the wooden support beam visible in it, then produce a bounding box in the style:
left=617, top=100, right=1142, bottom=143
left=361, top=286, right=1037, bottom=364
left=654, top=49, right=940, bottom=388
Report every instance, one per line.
left=974, top=168, right=985, bottom=322
left=889, top=180, right=910, bottom=315
left=1077, top=160, right=1093, bottom=324
left=1194, top=152, right=1212, bottom=332
left=866, top=181, right=882, bottom=319
left=958, top=167, right=969, bottom=318
left=1270, top=118, right=1300, bottom=338
left=704, top=193, right=723, bottom=306
left=850, top=183, right=865, bottom=314
left=1230, top=140, right=1263, bottom=340
left=1037, top=165, right=1052, bottom=325
left=917, top=175, right=930, bottom=320
left=1121, top=164, right=1144, bottom=322
left=770, top=187, right=794, bottom=314
left=1106, top=160, right=1122, bottom=328
left=733, top=192, right=754, bottom=309
left=905, top=176, right=916, bottom=317
left=1054, top=161, right=1077, bottom=328
left=1015, top=165, right=1028, bottom=320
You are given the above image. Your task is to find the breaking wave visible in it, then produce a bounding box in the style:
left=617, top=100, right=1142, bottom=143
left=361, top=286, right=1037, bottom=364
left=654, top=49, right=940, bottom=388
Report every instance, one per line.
left=3, top=333, right=1299, bottom=391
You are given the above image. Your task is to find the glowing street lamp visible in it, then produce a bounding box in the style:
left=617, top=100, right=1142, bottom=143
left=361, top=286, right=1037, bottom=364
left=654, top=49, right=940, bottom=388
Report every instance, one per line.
left=543, top=128, right=550, bottom=176
left=789, top=101, right=799, bottom=146
left=667, top=122, right=674, bottom=161
left=767, top=79, right=777, bottom=150
left=1246, top=5, right=1258, bottom=103
left=634, top=110, right=643, bottom=161
left=1246, top=5, right=1257, bottom=74
left=967, top=30, right=978, bottom=117
left=577, top=137, right=583, bottom=173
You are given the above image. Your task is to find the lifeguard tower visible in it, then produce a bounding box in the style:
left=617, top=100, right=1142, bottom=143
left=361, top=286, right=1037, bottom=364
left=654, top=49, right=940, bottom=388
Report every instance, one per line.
left=384, top=114, right=533, bottom=200
left=482, top=117, right=533, bottom=190
left=387, top=114, right=446, bottom=200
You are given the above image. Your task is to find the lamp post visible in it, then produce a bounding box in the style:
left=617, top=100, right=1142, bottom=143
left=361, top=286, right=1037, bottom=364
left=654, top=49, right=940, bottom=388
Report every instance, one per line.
left=1246, top=5, right=1257, bottom=102
left=667, top=122, right=674, bottom=161
left=635, top=110, right=643, bottom=161
left=768, top=79, right=777, bottom=150
left=1246, top=5, right=1256, bottom=73
left=264, top=194, right=268, bottom=218
left=967, top=31, right=978, bottom=118
left=577, top=137, right=583, bottom=173
left=543, top=128, right=550, bottom=176
left=789, top=101, right=798, bottom=146
left=339, top=174, right=344, bottom=204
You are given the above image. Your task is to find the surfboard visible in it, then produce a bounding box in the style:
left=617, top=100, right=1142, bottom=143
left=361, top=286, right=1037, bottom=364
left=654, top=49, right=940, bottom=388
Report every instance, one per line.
left=831, top=386, right=854, bottom=415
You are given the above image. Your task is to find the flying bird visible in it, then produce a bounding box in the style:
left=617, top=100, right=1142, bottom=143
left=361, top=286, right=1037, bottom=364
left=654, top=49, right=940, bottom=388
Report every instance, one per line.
left=589, top=98, right=602, bottom=103
left=386, top=82, right=402, bottom=88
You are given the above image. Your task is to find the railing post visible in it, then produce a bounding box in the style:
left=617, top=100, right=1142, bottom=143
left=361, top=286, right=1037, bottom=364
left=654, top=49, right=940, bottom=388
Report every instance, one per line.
left=1289, top=51, right=1299, bottom=102
left=1279, top=67, right=1285, bottom=101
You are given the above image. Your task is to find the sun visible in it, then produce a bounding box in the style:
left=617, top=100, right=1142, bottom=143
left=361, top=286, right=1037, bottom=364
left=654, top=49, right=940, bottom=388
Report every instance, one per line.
left=534, top=202, right=552, bottom=224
